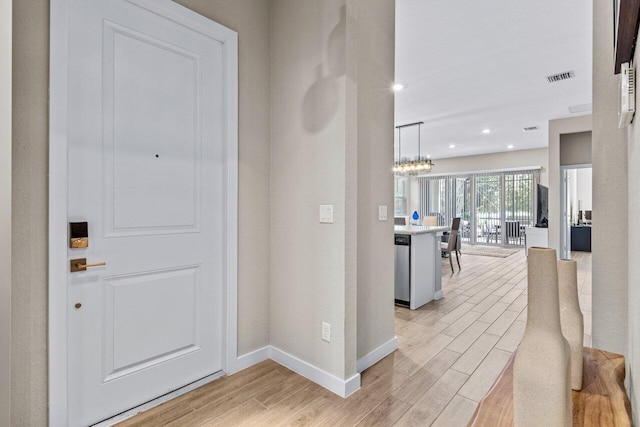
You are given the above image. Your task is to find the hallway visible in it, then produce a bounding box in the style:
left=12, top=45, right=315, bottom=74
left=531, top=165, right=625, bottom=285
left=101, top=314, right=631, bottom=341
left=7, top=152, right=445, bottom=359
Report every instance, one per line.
left=119, top=250, right=592, bottom=426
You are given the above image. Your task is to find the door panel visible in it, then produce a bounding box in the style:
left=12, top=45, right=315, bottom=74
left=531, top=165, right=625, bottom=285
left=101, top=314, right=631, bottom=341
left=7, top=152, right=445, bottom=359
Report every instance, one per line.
left=105, top=266, right=200, bottom=376
left=475, top=174, right=502, bottom=245
left=105, top=22, right=203, bottom=233
left=64, top=1, right=228, bottom=425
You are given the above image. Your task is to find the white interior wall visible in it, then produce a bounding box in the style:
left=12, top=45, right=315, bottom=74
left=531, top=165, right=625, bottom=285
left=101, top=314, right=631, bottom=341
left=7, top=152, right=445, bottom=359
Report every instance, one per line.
left=424, top=148, right=549, bottom=185
left=567, top=169, right=578, bottom=223
left=408, top=175, right=420, bottom=217
left=565, top=168, right=592, bottom=225
left=0, top=0, right=11, bottom=425
left=576, top=168, right=592, bottom=211
left=592, top=0, right=629, bottom=363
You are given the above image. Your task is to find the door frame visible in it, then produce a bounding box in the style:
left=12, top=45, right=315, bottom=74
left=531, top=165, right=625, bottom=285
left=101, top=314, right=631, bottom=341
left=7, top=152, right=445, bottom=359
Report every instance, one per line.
left=559, top=163, right=592, bottom=260
left=48, top=1, right=239, bottom=424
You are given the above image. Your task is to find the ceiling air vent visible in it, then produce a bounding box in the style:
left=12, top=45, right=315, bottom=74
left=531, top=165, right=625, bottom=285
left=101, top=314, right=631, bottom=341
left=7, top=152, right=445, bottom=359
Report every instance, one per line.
left=545, top=70, right=575, bottom=83
left=522, top=126, right=539, bottom=132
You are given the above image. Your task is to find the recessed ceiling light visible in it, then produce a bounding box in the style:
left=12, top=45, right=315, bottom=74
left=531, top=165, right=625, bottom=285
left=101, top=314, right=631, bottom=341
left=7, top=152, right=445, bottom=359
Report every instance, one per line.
left=392, top=83, right=405, bottom=91
left=568, top=103, right=592, bottom=114
left=449, top=144, right=455, bottom=149
left=507, top=145, right=514, bottom=149
left=482, top=129, right=491, bottom=134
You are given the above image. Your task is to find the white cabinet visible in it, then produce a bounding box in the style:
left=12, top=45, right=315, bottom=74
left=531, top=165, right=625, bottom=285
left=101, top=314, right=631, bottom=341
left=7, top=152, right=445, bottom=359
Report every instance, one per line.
left=525, top=227, right=549, bottom=255
left=394, top=226, right=449, bottom=309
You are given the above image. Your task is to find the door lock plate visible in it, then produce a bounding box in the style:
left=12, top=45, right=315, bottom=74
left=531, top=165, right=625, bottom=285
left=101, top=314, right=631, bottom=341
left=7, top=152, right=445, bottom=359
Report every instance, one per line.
left=69, top=222, right=89, bottom=248
left=70, top=258, right=88, bottom=272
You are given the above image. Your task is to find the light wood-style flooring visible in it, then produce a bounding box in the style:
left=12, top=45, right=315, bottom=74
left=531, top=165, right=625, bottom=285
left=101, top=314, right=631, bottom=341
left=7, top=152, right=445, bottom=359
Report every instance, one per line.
left=119, top=249, right=592, bottom=427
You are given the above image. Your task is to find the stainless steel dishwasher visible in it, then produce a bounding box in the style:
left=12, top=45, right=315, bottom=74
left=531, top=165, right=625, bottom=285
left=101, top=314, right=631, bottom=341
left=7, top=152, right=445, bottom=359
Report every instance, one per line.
left=394, top=234, right=411, bottom=306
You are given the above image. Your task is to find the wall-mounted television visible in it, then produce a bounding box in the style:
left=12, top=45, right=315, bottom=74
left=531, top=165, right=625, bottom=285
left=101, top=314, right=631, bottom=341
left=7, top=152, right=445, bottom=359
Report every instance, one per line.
left=536, top=184, right=549, bottom=228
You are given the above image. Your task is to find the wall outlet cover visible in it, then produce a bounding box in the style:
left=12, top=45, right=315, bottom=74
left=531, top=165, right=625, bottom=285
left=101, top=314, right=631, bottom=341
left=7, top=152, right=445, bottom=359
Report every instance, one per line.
left=378, top=205, right=388, bottom=221
left=319, top=205, right=334, bottom=224
left=322, top=321, right=331, bottom=342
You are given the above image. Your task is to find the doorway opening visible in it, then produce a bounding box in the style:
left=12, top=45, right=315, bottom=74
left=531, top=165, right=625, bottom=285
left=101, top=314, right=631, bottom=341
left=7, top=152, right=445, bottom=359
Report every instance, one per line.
left=560, top=165, right=592, bottom=260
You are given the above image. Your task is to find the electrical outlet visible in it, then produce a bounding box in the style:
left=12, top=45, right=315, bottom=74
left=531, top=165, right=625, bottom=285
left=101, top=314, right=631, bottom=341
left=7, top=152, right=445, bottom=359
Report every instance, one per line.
left=322, top=321, right=331, bottom=342
left=378, top=205, right=388, bottom=221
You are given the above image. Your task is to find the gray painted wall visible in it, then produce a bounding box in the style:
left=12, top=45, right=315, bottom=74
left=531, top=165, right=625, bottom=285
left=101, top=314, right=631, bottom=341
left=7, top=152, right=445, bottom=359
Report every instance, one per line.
left=0, top=0, right=11, bottom=425
left=627, top=11, right=640, bottom=426
left=559, top=131, right=592, bottom=166
left=12, top=1, right=49, bottom=424
left=592, top=2, right=640, bottom=423
left=269, top=0, right=352, bottom=379
left=11, top=0, right=272, bottom=423
left=592, top=0, right=628, bottom=358
left=351, top=0, right=396, bottom=362
left=269, top=0, right=395, bottom=380
left=12, top=2, right=396, bottom=421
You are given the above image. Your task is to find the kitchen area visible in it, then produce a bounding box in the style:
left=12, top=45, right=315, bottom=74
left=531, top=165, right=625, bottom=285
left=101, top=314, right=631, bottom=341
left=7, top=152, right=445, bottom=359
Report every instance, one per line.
left=394, top=223, right=450, bottom=310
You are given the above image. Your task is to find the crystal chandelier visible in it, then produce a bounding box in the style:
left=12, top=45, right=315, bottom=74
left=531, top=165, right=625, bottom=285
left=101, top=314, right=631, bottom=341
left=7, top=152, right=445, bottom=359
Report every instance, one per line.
left=393, top=121, right=433, bottom=174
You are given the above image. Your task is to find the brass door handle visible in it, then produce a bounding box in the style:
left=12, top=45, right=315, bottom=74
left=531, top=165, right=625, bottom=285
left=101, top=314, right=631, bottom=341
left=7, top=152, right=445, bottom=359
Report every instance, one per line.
left=70, top=258, right=106, bottom=272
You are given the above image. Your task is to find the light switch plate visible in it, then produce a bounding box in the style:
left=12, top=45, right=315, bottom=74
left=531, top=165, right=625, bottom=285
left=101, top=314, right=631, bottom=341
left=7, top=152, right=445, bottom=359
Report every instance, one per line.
left=319, top=205, right=334, bottom=223
left=322, top=321, right=331, bottom=342
left=378, top=205, right=388, bottom=221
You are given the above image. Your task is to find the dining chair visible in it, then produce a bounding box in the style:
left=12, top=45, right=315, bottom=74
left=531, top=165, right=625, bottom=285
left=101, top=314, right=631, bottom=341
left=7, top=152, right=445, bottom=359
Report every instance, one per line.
left=422, top=216, right=438, bottom=226
left=506, top=220, right=521, bottom=244
left=483, top=221, right=499, bottom=243
left=441, top=217, right=461, bottom=273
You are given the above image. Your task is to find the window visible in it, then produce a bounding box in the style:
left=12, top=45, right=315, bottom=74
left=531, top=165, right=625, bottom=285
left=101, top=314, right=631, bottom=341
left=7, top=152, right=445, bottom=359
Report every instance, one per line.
left=475, top=173, right=502, bottom=244
left=417, top=169, right=537, bottom=246
left=394, top=176, right=408, bottom=216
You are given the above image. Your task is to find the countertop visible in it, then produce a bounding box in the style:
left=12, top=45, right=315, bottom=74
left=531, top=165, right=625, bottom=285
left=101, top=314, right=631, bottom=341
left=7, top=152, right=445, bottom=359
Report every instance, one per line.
left=394, top=225, right=450, bottom=235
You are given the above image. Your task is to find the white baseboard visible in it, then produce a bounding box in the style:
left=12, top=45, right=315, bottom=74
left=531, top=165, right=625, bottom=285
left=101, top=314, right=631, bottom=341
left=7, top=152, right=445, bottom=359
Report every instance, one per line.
left=175, top=344, right=362, bottom=397
left=269, top=346, right=361, bottom=398
left=101, top=343, right=365, bottom=425
left=356, top=337, right=398, bottom=373
left=227, top=345, right=270, bottom=374
left=435, top=290, right=444, bottom=300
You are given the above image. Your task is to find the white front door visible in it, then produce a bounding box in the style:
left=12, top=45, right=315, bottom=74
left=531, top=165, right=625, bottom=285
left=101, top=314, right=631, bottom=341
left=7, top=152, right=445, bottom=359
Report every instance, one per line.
left=61, top=1, right=234, bottom=424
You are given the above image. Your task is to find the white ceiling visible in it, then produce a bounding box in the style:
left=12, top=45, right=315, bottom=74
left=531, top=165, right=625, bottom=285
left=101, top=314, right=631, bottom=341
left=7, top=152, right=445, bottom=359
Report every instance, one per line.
left=394, top=0, right=592, bottom=160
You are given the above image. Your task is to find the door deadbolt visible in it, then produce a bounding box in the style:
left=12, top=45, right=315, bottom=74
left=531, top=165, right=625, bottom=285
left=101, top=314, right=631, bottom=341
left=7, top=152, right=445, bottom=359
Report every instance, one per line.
left=70, top=258, right=107, bottom=272
left=69, top=222, right=89, bottom=248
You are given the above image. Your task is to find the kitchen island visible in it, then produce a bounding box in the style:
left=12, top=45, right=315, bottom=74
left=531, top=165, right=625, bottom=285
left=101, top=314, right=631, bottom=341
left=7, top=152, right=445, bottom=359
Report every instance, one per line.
left=394, top=225, right=449, bottom=310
